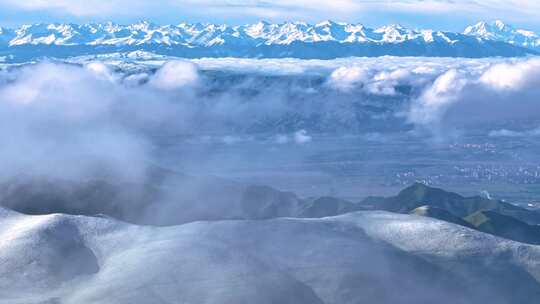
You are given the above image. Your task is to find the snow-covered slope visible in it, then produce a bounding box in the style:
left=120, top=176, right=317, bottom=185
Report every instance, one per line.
left=2, top=207, right=540, bottom=304
left=0, top=21, right=536, bottom=62
left=464, top=20, right=540, bottom=51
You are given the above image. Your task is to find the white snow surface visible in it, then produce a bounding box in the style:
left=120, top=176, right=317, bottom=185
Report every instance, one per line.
left=0, top=20, right=538, bottom=51
left=1, top=206, right=540, bottom=303
left=465, top=20, right=540, bottom=50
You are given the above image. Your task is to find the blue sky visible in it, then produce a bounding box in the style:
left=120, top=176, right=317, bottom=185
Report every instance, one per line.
left=0, top=0, right=539, bottom=31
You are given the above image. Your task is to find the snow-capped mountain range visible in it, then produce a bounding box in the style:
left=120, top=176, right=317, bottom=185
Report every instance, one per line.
left=0, top=20, right=538, bottom=62
left=465, top=20, right=540, bottom=50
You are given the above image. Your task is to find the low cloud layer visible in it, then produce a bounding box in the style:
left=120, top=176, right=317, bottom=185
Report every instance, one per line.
left=199, top=56, right=539, bottom=137
left=0, top=63, right=145, bottom=181
left=1, top=56, right=540, bottom=183
left=0, top=60, right=202, bottom=182
left=407, top=57, right=540, bottom=136
left=148, top=60, right=200, bottom=90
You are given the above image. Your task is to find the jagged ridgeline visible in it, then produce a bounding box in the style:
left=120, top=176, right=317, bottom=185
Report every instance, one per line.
left=0, top=20, right=539, bottom=62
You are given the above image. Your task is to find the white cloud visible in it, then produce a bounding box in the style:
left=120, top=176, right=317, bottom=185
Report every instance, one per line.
left=361, top=1, right=540, bottom=23
left=480, top=58, right=540, bottom=91
left=183, top=56, right=540, bottom=137
left=489, top=127, right=540, bottom=137
left=123, top=73, right=150, bottom=87
left=404, top=57, right=540, bottom=135
left=328, top=66, right=371, bottom=92
left=2, top=0, right=138, bottom=16
left=85, top=62, right=118, bottom=82
left=0, top=0, right=362, bottom=18
left=0, top=62, right=149, bottom=181
left=373, top=69, right=411, bottom=82
left=2, top=55, right=540, bottom=174
left=294, top=130, right=312, bottom=144
left=408, top=69, right=468, bottom=126
left=2, top=0, right=539, bottom=28
left=149, top=60, right=199, bottom=90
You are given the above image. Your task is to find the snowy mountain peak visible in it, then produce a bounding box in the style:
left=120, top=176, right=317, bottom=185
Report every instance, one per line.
left=465, top=20, right=513, bottom=38
left=131, top=20, right=158, bottom=30
left=0, top=20, right=538, bottom=61
left=315, top=20, right=342, bottom=27
left=464, top=20, right=540, bottom=49
left=376, top=23, right=406, bottom=31
left=374, top=24, right=412, bottom=42
left=494, top=20, right=508, bottom=29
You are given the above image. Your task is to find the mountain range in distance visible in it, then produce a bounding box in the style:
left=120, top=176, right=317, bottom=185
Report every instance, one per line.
left=0, top=20, right=539, bottom=62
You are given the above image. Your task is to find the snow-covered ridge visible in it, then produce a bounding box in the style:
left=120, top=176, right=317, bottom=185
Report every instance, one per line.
left=0, top=20, right=538, bottom=61
left=465, top=20, right=540, bottom=50
left=0, top=20, right=536, bottom=48
left=0, top=21, right=460, bottom=47
left=2, top=206, right=540, bottom=303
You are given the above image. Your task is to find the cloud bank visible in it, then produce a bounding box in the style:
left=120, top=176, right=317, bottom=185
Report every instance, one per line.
left=408, top=57, right=540, bottom=135
left=0, top=60, right=201, bottom=182
left=1, top=55, right=540, bottom=184
left=201, top=56, right=539, bottom=136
